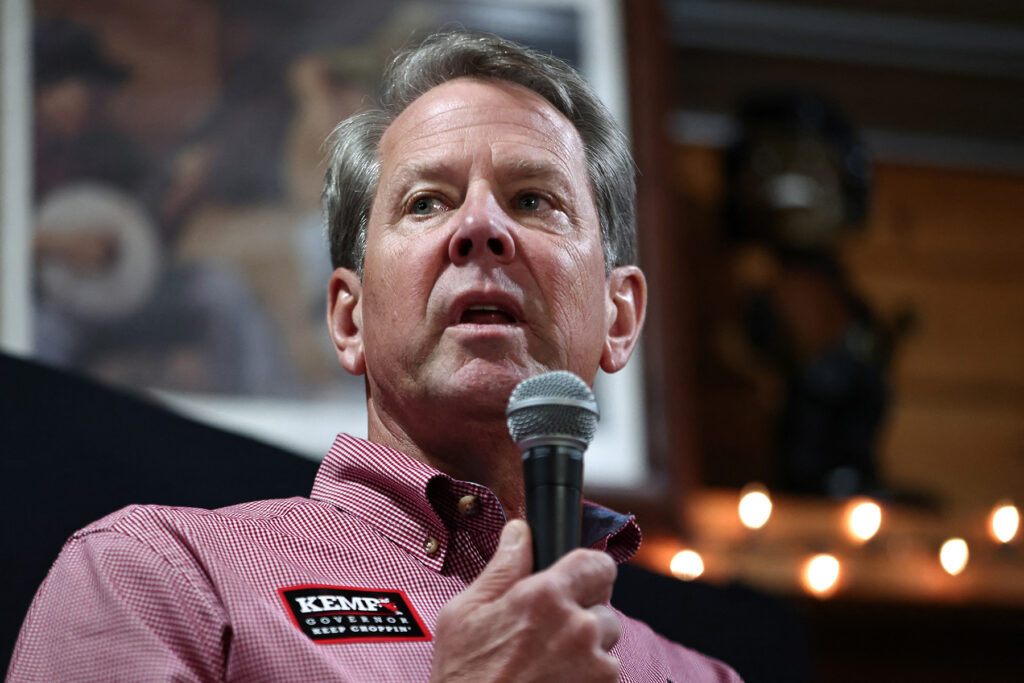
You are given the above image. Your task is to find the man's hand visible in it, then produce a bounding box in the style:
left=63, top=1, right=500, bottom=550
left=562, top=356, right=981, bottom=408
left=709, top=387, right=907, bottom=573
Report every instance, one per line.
left=430, top=519, right=621, bottom=682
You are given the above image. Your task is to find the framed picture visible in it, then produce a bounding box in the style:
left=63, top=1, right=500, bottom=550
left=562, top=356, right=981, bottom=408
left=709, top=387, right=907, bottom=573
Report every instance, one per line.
left=2, top=0, right=645, bottom=487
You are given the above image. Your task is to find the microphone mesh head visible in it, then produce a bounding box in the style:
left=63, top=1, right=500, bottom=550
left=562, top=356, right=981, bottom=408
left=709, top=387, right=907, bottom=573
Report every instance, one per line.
left=506, top=371, right=599, bottom=449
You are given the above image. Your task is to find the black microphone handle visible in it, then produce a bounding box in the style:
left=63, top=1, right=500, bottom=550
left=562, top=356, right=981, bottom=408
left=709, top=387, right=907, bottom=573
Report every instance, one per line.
left=522, top=444, right=584, bottom=572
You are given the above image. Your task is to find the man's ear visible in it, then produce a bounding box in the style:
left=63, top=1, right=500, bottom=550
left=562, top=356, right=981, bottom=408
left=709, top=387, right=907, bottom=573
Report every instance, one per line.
left=600, top=265, right=647, bottom=373
left=327, top=267, right=366, bottom=376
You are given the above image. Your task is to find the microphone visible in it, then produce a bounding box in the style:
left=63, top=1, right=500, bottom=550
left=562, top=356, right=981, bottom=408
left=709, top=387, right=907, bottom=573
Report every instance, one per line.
left=506, top=371, right=599, bottom=571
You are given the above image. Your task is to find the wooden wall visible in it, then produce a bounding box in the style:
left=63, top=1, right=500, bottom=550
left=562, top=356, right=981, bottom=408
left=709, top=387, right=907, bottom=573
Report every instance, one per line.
left=673, top=143, right=1024, bottom=511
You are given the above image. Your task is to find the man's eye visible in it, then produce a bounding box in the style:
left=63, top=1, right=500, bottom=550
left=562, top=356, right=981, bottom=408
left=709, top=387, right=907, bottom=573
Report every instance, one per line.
left=411, top=197, right=444, bottom=215
left=516, top=193, right=544, bottom=211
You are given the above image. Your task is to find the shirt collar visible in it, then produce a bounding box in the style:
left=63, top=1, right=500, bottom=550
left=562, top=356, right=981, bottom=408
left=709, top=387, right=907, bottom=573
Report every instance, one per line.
left=311, top=433, right=455, bottom=572
left=312, top=433, right=641, bottom=570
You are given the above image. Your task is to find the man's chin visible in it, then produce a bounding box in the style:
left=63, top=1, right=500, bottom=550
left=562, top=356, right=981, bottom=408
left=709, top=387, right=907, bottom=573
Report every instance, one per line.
left=436, top=358, right=542, bottom=405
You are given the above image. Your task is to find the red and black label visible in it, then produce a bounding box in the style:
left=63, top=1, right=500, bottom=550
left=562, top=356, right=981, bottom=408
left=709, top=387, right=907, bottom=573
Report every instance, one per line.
left=278, top=584, right=431, bottom=644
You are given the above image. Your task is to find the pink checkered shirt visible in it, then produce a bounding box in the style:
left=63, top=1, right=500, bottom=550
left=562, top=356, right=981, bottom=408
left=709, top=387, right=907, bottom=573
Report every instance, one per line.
left=8, top=433, right=739, bottom=681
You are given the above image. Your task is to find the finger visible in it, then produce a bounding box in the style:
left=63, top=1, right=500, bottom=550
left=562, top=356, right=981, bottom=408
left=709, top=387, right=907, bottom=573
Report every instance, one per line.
left=464, top=519, right=533, bottom=603
left=549, top=548, right=617, bottom=608
left=588, top=604, right=622, bottom=652
left=594, top=651, right=621, bottom=682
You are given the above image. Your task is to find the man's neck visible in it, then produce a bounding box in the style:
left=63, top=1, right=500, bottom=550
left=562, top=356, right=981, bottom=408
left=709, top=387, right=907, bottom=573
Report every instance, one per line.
left=365, top=402, right=527, bottom=520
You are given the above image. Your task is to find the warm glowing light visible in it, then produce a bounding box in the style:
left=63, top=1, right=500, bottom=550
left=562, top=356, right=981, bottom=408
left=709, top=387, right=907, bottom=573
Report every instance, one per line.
left=990, top=503, right=1020, bottom=544
left=670, top=550, right=705, bottom=581
left=940, top=538, right=969, bottom=575
left=738, top=484, right=772, bottom=529
left=846, top=500, right=882, bottom=542
left=802, top=554, right=841, bottom=596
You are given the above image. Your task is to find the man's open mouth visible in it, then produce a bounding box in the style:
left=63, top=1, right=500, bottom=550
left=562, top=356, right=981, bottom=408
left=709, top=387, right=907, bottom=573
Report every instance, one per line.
left=459, top=305, right=518, bottom=325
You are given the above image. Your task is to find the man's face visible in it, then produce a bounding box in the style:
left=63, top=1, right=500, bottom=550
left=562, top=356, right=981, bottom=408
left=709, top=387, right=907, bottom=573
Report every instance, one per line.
left=345, top=78, right=615, bottom=418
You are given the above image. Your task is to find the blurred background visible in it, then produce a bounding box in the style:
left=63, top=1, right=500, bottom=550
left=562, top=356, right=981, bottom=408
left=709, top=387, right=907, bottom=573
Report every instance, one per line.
left=2, top=0, right=1023, bottom=680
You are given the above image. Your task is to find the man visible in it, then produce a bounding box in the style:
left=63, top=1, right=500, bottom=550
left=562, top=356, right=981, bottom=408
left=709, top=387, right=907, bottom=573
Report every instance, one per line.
left=8, top=31, right=740, bottom=681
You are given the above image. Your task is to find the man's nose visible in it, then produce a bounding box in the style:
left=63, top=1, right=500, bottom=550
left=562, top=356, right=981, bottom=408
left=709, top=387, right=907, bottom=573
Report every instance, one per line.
left=448, top=189, right=516, bottom=265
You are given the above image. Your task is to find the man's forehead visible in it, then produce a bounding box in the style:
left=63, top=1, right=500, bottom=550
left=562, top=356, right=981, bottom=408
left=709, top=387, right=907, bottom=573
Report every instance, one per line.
left=395, top=77, right=565, bottom=124
left=379, top=78, right=585, bottom=168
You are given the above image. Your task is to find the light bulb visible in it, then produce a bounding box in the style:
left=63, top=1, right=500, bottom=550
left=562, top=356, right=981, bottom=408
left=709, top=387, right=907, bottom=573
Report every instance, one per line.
left=802, top=554, right=840, bottom=596
left=939, top=538, right=969, bottom=576
left=670, top=550, right=704, bottom=581
left=738, top=484, right=772, bottom=529
left=990, top=502, right=1019, bottom=544
left=846, top=500, right=882, bottom=542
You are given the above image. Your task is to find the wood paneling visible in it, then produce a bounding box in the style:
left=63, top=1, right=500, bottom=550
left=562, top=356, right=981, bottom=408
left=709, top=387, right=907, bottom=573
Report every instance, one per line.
left=676, top=141, right=1024, bottom=509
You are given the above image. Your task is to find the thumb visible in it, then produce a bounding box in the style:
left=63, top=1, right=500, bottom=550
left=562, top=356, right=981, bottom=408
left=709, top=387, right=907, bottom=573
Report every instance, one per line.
left=466, top=519, right=533, bottom=602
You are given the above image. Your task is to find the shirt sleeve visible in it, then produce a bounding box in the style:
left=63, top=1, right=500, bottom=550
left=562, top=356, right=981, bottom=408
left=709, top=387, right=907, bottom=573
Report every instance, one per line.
left=652, top=630, right=744, bottom=683
left=613, top=609, right=744, bottom=682
left=7, top=529, right=229, bottom=682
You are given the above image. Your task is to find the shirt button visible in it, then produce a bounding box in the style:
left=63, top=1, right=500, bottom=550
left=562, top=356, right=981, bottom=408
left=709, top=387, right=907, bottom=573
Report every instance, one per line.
left=423, top=536, right=440, bottom=555
left=457, top=495, right=480, bottom=518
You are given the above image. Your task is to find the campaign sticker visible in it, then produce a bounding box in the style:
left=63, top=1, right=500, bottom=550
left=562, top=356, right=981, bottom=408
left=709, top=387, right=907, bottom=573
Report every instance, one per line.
left=278, top=584, right=432, bottom=644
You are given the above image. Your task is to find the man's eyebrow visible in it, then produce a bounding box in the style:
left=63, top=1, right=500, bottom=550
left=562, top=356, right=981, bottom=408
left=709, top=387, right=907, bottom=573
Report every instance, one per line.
left=389, top=160, right=460, bottom=188
left=503, top=157, right=569, bottom=178
left=386, top=155, right=575, bottom=192
left=499, top=156, right=571, bottom=180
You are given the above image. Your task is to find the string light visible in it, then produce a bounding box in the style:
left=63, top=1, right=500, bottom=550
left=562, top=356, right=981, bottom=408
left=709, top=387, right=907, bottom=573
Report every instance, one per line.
left=845, top=499, right=882, bottom=542
left=670, top=550, right=705, bottom=581
left=651, top=491, right=1024, bottom=601
left=990, top=502, right=1019, bottom=544
left=738, top=483, right=772, bottom=529
left=802, top=554, right=841, bottom=596
left=940, top=538, right=969, bottom=576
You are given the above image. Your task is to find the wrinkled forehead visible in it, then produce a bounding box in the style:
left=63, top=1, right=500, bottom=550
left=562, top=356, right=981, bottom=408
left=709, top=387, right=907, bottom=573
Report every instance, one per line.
left=378, top=77, right=587, bottom=175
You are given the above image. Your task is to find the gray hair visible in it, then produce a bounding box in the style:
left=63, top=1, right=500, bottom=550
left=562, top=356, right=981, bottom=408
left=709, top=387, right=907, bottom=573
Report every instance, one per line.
left=323, top=30, right=636, bottom=275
